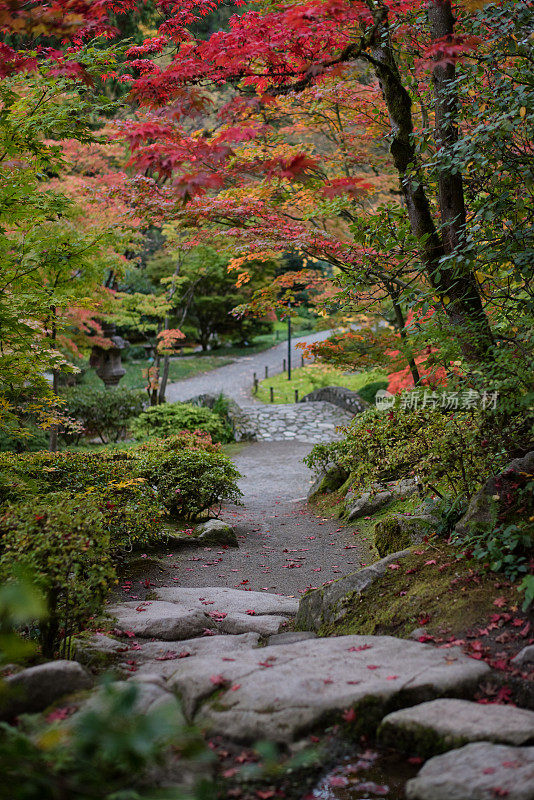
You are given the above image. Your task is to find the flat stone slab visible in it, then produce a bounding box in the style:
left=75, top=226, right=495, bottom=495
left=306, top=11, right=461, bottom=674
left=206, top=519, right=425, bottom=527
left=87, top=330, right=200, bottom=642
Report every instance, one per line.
left=164, top=634, right=490, bottom=742
left=131, top=633, right=261, bottom=678
left=380, top=699, right=534, bottom=755
left=1, top=660, right=93, bottom=719
left=154, top=587, right=299, bottom=617
left=406, top=742, right=534, bottom=800
left=110, top=589, right=296, bottom=640
left=108, top=601, right=218, bottom=640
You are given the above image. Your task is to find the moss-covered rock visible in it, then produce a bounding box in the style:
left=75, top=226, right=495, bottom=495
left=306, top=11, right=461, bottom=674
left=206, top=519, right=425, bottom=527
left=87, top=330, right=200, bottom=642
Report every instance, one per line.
left=455, top=450, right=534, bottom=538
left=374, top=514, right=438, bottom=557
left=295, top=550, right=411, bottom=631
left=316, top=543, right=516, bottom=639
left=308, top=466, right=349, bottom=502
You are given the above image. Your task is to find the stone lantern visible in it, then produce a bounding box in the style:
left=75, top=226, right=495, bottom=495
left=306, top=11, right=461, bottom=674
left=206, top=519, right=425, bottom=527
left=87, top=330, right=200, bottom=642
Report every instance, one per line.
left=89, top=322, right=128, bottom=388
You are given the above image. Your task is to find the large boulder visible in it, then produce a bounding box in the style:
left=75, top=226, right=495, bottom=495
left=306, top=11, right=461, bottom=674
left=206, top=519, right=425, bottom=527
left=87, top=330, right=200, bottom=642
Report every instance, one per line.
left=307, top=466, right=349, bottom=502
left=379, top=699, right=534, bottom=756
left=295, top=550, right=410, bottom=632
left=346, top=478, right=419, bottom=522
left=1, top=660, right=93, bottom=719
left=165, top=634, right=489, bottom=743
left=406, top=742, right=534, bottom=800
left=374, top=513, right=438, bottom=557
left=455, top=450, right=534, bottom=538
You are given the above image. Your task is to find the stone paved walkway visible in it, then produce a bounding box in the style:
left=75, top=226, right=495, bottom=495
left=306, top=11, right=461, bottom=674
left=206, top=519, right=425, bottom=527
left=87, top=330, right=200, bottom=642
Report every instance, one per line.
left=242, top=401, right=352, bottom=443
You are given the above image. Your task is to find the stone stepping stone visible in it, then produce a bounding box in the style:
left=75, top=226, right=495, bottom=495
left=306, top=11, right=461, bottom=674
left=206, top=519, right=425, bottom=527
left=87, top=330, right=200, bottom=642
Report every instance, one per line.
left=379, top=699, right=534, bottom=756
left=164, top=634, right=489, bottom=742
left=109, top=589, right=298, bottom=641
left=406, top=742, right=534, bottom=800
left=108, top=601, right=217, bottom=640
left=155, top=587, right=298, bottom=617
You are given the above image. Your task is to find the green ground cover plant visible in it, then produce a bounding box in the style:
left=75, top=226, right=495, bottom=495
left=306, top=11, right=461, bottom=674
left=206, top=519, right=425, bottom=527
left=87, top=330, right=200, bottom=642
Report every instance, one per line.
left=256, top=364, right=387, bottom=404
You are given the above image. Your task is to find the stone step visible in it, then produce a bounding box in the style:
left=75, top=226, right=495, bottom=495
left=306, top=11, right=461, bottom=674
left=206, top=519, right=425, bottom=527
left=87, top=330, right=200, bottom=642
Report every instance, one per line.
left=379, top=698, right=534, bottom=757
left=406, top=742, right=534, bottom=800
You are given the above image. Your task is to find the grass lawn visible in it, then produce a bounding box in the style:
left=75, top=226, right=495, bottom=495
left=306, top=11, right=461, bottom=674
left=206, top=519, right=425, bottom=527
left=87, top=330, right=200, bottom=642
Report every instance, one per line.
left=255, top=363, right=388, bottom=403
left=81, top=354, right=235, bottom=391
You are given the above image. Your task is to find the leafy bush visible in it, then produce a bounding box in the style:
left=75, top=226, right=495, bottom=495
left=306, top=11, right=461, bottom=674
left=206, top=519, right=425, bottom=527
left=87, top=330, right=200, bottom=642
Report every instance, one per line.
left=356, top=380, right=388, bottom=405
left=0, top=493, right=115, bottom=657
left=139, top=449, right=242, bottom=521
left=131, top=402, right=233, bottom=443
left=0, top=449, right=137, bottom=498
left=452, top=476, right=534, bottom=588
left=137, top=429, right=222, bottom=455
left=0, top=679, right=214, bottom=800
left=62, top=386, right=145, bottom=444
left=0, top=424, right=48, bottom=454
left=0, top=434, right=241, bottom=539
left=306, top=402, right=524, bottom=499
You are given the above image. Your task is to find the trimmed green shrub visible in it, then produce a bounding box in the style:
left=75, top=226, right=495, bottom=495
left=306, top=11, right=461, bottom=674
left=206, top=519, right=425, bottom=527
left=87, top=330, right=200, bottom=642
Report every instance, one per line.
left=356, top=380, right=388, bottom=405
left=131, top=402, right=233, bottom=443
left=62, top=386, right=145, bottom=444
left=0, top=493, right=115, bottom=658
left=139, top=449, right=242, bottom=521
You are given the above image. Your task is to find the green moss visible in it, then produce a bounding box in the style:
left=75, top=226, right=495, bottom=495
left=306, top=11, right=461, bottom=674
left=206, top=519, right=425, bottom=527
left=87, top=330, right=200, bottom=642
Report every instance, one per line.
left=374, top=513, right=436, bottom=558
left=317, top=542, right=516, bottom=639
left=374, top=516, right=412, bottom=556
left=378, top=719, right=469, bottom=758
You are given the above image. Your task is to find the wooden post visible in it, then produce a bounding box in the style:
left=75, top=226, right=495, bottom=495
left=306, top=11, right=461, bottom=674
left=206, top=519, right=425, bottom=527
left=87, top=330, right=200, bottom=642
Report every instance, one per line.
left=265, top=365, right=269, bottom=379
left=270, top=387, right=274, bottom=403
left=253, top=376, right=259, bottom=393
left=283, top=358, right=286, bottom=372
left=294, top=389, right=299, bottom=403
left=301, top=355, right=304, bottom=368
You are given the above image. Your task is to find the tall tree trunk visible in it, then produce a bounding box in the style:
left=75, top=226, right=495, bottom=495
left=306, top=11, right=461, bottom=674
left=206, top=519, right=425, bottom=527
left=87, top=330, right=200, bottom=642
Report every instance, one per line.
left=48, top=311, right=58, bottom=452
left=366, top=2, right=493, bottom=358
left=158, top=324, right=171, bottom=405
left=158, top=257, right=182, bottom=404
left=390, top=292, right=422, bottom=386
left=428, top=0, right=466, bottom=254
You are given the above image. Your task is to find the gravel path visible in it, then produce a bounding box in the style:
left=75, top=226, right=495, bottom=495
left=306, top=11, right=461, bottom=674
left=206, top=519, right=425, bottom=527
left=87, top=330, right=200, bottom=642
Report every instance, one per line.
left=141, top=442, right=372, bottom=598
left=166, top=330, right=333, bottom=406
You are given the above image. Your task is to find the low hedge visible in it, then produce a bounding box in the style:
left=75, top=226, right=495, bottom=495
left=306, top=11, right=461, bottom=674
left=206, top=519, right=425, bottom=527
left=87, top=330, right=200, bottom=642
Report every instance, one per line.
left=0, top=435, right=242, bottom=654
left=131, top=402, right=233, bottom=443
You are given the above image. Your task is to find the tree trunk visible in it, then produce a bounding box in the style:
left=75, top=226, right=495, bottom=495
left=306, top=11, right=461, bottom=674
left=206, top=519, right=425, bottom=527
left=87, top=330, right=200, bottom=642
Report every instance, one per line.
left=428, top=0, right=467, bottom=255
left=390, top=293, right=421, bottom=386
left=366, top=3, right=493, bottom=358
left=48, top=312, right=58, bottom=452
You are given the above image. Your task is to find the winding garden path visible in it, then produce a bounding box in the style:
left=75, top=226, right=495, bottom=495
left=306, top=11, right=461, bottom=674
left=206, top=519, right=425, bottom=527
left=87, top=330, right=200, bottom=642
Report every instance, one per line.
left=148, top=441, right=373, bottom=597
left=103, top=341, right=534, bottom=799
left=166, top=329, right=333, bottom=406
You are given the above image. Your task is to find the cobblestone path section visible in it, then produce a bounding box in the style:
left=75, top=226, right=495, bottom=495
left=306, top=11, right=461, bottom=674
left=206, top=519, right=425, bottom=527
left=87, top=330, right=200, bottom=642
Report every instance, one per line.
left=243, top=401, right=352, bottom=443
